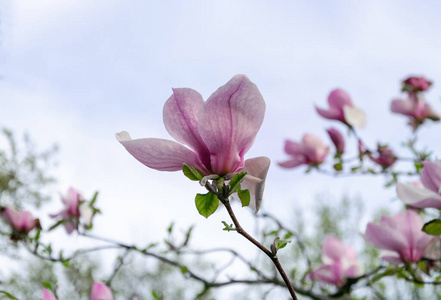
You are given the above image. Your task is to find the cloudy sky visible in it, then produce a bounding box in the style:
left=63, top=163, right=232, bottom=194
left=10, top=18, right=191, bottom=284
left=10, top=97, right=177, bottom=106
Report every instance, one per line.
left=1, top=0, right=441, bottom=296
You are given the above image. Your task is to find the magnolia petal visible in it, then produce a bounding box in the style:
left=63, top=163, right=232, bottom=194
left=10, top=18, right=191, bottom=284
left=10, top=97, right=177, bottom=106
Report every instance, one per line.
left=278, top=157, right=306, bottom=168
left=364, top=223, right=408, bottom=252
left=308, top=265, right=340, bottom=285
left=241, top=156, right=270, bottom=213
left=284, top=140, right=303, bottom=155
left=322, top=236, right=346, bottom=262
left=79, top=203, right=94, bottom=227
left=328, top=89, right=353, bottom=109
left=315, top=106, right=342, bottom=121
left=421, top=161, right=441, bottom=194
left=343, top=105, right=366, bottom=128
left=391, top=99, right=414, bottom=117
left=396, top=181, right=441, bottom=209
left=43, top=288, right=58, bottom=300
left=199, top=75, right=265, bottom=174
left=116, top=131, right=209, bottom=174
left=380, top=252, right=403, bottom=264
left=163, top=88, right=210, bottom=164
left=91, top=281, right=114, bottom=300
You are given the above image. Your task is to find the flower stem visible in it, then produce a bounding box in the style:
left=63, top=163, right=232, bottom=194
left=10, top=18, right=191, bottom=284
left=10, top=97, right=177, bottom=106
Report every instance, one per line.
left=220, top=197, right=298, bottom=300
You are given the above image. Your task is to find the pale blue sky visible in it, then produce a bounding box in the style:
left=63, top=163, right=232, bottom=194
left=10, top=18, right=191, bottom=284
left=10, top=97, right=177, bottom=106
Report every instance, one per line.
left=1, top=0, right=441, bottom=296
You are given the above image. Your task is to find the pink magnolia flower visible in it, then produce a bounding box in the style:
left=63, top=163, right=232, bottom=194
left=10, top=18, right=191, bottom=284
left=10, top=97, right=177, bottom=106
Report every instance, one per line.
left=91, top=281, right=114, bottom=300
left=278, top=134, right=330, bottom=168
left=315, top=89, right=366, bottom=128
left=43, top=288, right=57, bottom=300
left=308, top=236, right=364, bottom=286
left=391, top=94, right=439, bottom=130
left=1, top=207, right=37, bottom=233
left=397, top=161, right=441, bottom=209
left=403, top=76, right=432, bottom=92
left=326, top=127, right=345, bottom=154
left=50, top=187, right=85, bottom=234
left=364, top=210, right=433, bottom=264
left=368, top=145, right=396, bottom=168
left=116, top=75, right=270, bottom=212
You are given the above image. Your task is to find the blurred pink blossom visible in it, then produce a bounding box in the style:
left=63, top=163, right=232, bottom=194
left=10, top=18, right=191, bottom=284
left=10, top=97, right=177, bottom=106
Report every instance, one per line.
left=391, top=94, right=439, bottom=130
left=326, top=127, right=345, bottom=154
left=307, top=236, right=364, bottom=286
left=91, top=281, right=114, bottom=300
left=117, top=75, right=270, bottom=212
left=403, top=76, right=432, bottom=92
left=368, top=145, right=396, bottom=168
left=364, top=210, right=433, bottom=264
left=50, top=187, right=84, bottom=234
left=1, top=207, right=37, bottom=233
left=397, top=161, right=441, bottom=209
left=278, top=134, right=329, bottom=168
left=43, top=288, right=57, bottom=300
left=315, top=89, right=366, bottom=128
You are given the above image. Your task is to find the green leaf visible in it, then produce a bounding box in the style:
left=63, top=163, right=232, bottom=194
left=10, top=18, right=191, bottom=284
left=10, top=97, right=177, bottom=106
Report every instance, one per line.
left=0, top=291, right=18, bottom=299
left=333, top=162, right=343, bottom=171
left=182, top=164, right=205, bottom=181
left=237, top=189, right=250, bottom=207
left=195, top=193, right=219, bottom=218
left=180, top=266, right=188, bottom=274
left=90, top=191, right=99, bottom=206
left=422, top=219, right=441, bottom=235
left=228, top=172, right=247, bottom=194
left=167, top=222, right=174, bottom=234
left=48, top=219, right=66, bottom=231
left=62, top=260, right=70, bottom=267
left=277, top=239, right=291, bottom=250
left=42, top=282, right=52, bottom=290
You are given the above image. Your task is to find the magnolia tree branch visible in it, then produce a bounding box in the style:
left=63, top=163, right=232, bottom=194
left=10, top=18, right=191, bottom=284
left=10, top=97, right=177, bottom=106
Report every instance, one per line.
left=213, top=191, right=299, bottom=300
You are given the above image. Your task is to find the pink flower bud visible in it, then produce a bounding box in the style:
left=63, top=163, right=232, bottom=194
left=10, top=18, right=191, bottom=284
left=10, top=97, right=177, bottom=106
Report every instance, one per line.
left=403, top=76, right=432, bottom=92
left=43, top=288, right=57, bottom=300
left=315, top=89, right=366, bottom=128
left=326, top=127, right=345, bottom=154
left=91, top=281, right=114, bottom=300
left=307, top=236, right=363, bottom=286
left=368, top=145, right=396, bottom=168
left=364, top=210, right=433, bottom=264
left=278, top=134, right=330, bottom=168
left=1, top=207, right=37, bottom=233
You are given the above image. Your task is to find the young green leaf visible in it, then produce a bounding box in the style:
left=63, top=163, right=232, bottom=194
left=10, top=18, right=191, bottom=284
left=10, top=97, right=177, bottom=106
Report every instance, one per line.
left=228, top=172, right=247, bottom=194
left=422, top=219, right=441, bottom=235
left=237, top=189, right=250, bottom=207
left=195, top=193, right=219, bottom=218
left=0, top=291, right=18, bottom=300
left=90, top=191, right=99, bottom=206
left=183, top=164, right=205, bottom=181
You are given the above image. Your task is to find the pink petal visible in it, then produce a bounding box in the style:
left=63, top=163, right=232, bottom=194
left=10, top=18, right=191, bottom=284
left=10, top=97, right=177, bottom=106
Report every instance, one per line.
left=315, top=106, right=342, bottom=121
left=391, top=99, right=414, bottom=117
left=116, top=131, right=209, bottom=174
left=309, top=264, right=341, bottom=285
left=322, top=236, right=346, bottom=262
left=364, top=223, right=408, bottom=252
left=381, top=253, right=403, bottom=264
left=421, top=161, right=441, bottom=194
left=91, top=281, right=114, bottom=300
left=241, top=156, right=271, bottom=213
left=198, top=75, right=265, bottom=175
left=277, top=157, right=306, bottom=168
left=326, top=127, right=345, bottom=153
left=163, top=88, right=211, bottom=166
left=43, top=288, right=57, bottom=300
left=284, top=140, right=303, bottom=155
left=328, top=89, right=353, bottom=110
left=396, top=181, right=441, bottom=209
